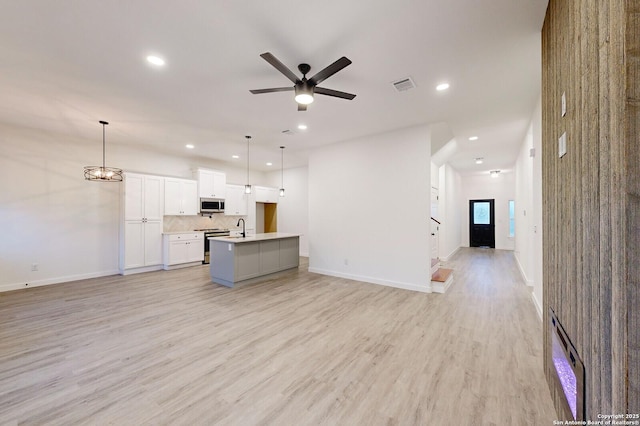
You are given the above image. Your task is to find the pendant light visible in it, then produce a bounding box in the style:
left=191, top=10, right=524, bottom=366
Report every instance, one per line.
left=244, top=135, right=252, bottom=194
left=279, top=146, right=285, bottom=197
left=84, top=121, right=123, bottom=182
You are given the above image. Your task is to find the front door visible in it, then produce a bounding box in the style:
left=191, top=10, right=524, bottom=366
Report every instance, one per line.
left=469, top=199, right=495, bottom=248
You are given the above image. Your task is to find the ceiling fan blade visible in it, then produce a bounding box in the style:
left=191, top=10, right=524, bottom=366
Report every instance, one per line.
left=309, top=57, right=352, bottom=85
left=250, top=87, right=294, bottom=94
left=260, top=52, right=300, bottom=84
left=297, top=103, right=307, bottom=112
left=314, top=87, right=356, bottom=100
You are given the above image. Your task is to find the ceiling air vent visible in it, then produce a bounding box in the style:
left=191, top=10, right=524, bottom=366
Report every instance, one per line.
left=392, top=76, right=416, bottom=92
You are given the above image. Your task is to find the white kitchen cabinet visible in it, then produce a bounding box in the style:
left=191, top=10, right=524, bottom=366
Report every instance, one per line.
left=124, top=173, right=164, bottom=221
left=254, top=186, right=279, bottom=203
left=120, top=173, right=164, bottom=274
left=197, top=169, right=226, bottom=199
left=224, top=184, right=248, bottom=216
left=165, top=177, right=198, bottom=215
left=163, top=232, right=204, bottom=269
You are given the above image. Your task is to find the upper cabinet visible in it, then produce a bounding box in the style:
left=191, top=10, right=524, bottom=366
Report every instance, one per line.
left=124, top=173, right=164, bottom=221
left=165, top=177, right=198, bottom=216
left=197, top=169, right=226, bottom=199
left=254, top=186, right=279, bottom=203
left=225, top=184, right=248, bottom=216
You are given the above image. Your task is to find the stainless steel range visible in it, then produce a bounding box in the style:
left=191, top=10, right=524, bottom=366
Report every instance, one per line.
left=195, top=228, right=230, bottom=264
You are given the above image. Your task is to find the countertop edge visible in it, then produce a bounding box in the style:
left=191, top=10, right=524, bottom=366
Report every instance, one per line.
left=209, top=233, right=300, bottom=244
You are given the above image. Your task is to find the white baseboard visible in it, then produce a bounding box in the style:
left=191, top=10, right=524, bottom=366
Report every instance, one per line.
left=531, top=291, right=543, bottom=321
left=308, top=267, right=432, bottom=293
left=440, top=246, right=460, bottom=262
left=120, top=265, right=163, bottom=275
left=0, top=269, right=120, bottom=293
left=514, top=253, right=534, bottom=287
left=163, top=261, right=202, bottom=271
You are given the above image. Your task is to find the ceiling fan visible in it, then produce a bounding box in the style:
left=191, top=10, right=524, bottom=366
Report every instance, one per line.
left=250, top=52, right=356, bottom=111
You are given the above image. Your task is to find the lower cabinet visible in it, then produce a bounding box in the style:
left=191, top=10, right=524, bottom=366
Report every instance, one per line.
left=163, top=233, right=204, bottom=270
left=209, top=236, right=300, bottom=287
left=121, top=220, right=163, bottom=274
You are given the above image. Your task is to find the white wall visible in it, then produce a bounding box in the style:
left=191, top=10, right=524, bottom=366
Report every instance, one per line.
left=308, top=125, right=431, bottom=292
left=0, top=123, right=267, bottom=291
left=460, top=172, right=516, bottom=250
left=514, top=97, right=543, bottom=318
left=438, top=164, right=463, bottom=260
left=266, top=166, right=309, bottom=257
left=514, top=126, right=534, bottom=284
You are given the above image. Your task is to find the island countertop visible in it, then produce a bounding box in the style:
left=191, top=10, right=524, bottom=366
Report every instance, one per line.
left=208, top=232, right=300, bottom=244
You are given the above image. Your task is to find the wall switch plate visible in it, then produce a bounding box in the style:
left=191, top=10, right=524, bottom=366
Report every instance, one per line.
left=559, top=132, right=567, bottom=158
left=561, top=92, right=567, bottom=117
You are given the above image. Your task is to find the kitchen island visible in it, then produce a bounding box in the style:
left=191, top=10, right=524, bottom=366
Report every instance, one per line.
left=208, top=233, right=300, bottom=287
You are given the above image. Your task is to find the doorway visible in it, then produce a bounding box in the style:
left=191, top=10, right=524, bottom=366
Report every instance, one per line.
left=256, top=202, right=278, bottom=233
left=469, top=199, right=495, bottom=248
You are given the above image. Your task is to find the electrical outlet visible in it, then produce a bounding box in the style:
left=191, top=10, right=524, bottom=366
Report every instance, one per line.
left=344, top=258, right=349, bottom=266
left=31, top=263, right=38, bottom=271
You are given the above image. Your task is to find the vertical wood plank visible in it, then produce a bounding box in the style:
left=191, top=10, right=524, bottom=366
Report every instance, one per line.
left=625, top=0, right=640, bottom=413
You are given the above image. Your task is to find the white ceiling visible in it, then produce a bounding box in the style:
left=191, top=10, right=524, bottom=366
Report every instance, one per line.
left=0, top=0, right=548, bottom=175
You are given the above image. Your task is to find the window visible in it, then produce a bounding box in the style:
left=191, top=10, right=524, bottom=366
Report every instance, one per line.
left=473, top=202, right=491, bottom=225
left=509, top=200, right=515, bottom=237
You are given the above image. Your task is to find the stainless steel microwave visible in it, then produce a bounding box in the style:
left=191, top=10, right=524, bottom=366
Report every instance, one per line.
left=200, top=198, right=225, bottom=213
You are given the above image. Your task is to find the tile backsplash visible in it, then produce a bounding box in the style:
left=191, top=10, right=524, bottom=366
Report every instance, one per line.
left=163, top=214, right=245, bottom=232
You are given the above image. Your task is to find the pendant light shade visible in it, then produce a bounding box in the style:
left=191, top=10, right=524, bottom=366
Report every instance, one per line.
left=244, top=135, right=252, bottom=194
left=279, top=146, right=285, bottom=197
left=84, top=121, right=123, bottom=182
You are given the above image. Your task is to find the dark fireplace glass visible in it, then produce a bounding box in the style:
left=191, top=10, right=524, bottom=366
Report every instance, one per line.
left=549, top=309, right=585, bottom=420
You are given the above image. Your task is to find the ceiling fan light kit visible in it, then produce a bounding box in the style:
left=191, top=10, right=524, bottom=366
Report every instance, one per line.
left=250, top=52, right=355, bottom=111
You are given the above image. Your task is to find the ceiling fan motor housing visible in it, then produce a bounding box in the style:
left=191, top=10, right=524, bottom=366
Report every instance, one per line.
left=298, top=63, right=311, bottom=76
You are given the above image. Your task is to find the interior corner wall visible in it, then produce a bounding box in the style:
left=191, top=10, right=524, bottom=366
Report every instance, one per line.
left=308, top=125, right=431, bottom=292
left=438, top=164, right=462, bottom=260
left=265, top=166, right=309, bottom=256
left=460, top=172, right=516, bottom=251
left=514, top=97, right=543, bottom=314
left=430, top=161, right=439, bottom=188
left=542, top=0, right=637, bottom=417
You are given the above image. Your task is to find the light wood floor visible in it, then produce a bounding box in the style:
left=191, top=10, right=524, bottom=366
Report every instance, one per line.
left=0, top=248, right=557, bottom=425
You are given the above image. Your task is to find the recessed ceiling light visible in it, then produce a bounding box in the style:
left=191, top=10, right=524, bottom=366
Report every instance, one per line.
left=436, top=83, right=450, bottom=91
left=266, top=162, right=273, bottom=166
left=185, top=144, right=194, bottom=149
left=146, top=55, right=165, bottom=66
left=298, top=124, right=308, bottom=130
left=469, top=136, right=479, bottom=141
left=232, top=155, right=239, bottom=159
left=475, top=158, right=483, bottom=164
left=490, top=170, right=501, bottom=178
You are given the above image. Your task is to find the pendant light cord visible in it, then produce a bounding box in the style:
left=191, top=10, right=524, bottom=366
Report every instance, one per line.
left=102, top=123, right=106, bottom=170
left=280, top=146, right=284, bottom=188
left=245, top=135, right=251, bottom=189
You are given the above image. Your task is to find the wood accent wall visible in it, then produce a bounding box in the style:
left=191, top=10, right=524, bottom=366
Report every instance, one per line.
left=542, top=0, right=639, bottom=418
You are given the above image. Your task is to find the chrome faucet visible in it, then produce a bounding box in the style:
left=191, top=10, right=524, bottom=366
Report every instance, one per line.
left=236, top=218, right=246, bottom=238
